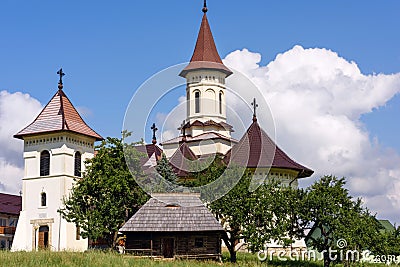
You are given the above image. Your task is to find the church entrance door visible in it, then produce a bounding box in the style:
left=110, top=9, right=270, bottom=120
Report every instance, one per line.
left=38, top=226, right=49, bottom=249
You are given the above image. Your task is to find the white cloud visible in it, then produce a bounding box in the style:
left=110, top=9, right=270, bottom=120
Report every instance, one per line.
left=0, top=159, right=23, bottom=194
left=223, top=46, right=400, bottom=224
left=0, top=90, right=42, bottom=194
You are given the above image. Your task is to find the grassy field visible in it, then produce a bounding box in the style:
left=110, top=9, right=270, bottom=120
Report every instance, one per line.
left=0, top=251, right=387, bottom=267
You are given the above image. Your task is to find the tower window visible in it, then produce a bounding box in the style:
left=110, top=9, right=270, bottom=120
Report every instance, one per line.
left=41, top=192, right=46, bottom=206
left=195, top=91, right=200, bottom=113
left=74, top=151, right=82, bottom=177
left=40, top=150, right=50, bottom=176
left=219, top=91, right=223, bottom=114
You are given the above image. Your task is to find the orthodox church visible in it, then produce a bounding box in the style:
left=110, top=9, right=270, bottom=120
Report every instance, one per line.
left=159, top=3, right=313, bottom=187
left=11, top=2, right=312, bottom=252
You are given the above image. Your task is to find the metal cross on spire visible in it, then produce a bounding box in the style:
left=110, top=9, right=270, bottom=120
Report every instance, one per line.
left=180, top=120, right=186, bottom=137
left=57, top=68, right=65, bottom=90
left=202, top=0, right=208, bottom=13
left=151, top=123, right=158, bottom=144
left=251, top=98, right=258, bottom=122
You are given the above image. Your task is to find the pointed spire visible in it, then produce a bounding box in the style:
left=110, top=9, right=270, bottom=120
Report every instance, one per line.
left=179, top=2, right=232, bottom=77
left=14, top=71, right=103, bottom=141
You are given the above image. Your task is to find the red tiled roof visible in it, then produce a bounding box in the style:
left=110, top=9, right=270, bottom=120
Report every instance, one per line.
left=225, top=118, right=313, bottom=178
left=0, top=193, right=21, bottom=216
left=180, top=12, right=232, bottom=77
left=169, top=142, right=198, bottom=177
left=135, top=144, right=163, bottom=161
left=14, top=89, right=103, bottom=141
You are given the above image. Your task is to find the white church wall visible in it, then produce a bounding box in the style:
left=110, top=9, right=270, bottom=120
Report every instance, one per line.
left=13, top=132, right=94, bottom=251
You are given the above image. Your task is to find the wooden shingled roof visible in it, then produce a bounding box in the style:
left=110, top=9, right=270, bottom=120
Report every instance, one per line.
left=180, top=10, right=232, bottom=77
left=225, top=117, right=314, bottom=178
left=14, top=89, right=103, bottom=141
left=119, top=193, right=224, bottom=232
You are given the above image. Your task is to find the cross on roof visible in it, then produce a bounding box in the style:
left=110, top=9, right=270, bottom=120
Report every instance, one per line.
left=251, top=98, right=258, bottom=119
left=151, top=123, right=158, bottom=144
left=202, top=0, right=208, bottom=13
left=57, top=68, right=65, bottom=85
left=180, top=120, right=186, bottom=137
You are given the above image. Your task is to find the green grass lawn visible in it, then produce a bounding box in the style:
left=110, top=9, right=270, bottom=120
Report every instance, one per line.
left=0, top=251, right=387, bottom=267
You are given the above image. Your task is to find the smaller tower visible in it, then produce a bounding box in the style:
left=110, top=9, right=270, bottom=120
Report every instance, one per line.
left=12, top=69, right=103, bottom=251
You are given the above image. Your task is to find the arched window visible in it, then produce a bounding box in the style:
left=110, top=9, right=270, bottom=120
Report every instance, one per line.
left=40, top=150, right=50, bottom=176
left=195, top=91, right=200, bottom=113
left=74, top=151, right=81, bottom=177
left=41, top=192, right=46, bottom=206
left=219, top=91, right=223, bottom=114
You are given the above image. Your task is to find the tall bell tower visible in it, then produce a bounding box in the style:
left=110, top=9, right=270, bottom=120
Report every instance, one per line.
left=11, top=69, right=103, bottom=251
left=162, top=1, right=236, bottom=158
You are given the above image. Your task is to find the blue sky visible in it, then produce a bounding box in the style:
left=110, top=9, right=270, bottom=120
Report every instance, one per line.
left=1, top=0, right=399, bottom=145
left=1, top=1, right=400, bottom=222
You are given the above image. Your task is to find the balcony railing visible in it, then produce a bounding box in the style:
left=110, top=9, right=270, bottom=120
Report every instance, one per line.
left=0, top=226, right=16, bottom=235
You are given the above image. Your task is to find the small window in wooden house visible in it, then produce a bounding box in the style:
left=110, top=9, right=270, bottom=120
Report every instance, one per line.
left=40, top=150, right=50, bottom=176
left=165, top=203, right=180, bottom=209
left=195, top=237, right=204, bottom=248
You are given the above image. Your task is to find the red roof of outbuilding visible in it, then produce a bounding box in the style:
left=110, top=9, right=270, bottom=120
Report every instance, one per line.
left=225, top=118, right=313, bottom=178
left=14, top=89, right=103, bottom=141
left=180, top=12, right=232, bottom=77
left=0, top=193, right=21, bottom=216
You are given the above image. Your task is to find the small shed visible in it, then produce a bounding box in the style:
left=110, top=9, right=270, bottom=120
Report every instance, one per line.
left=119, top=193, right=224, bottom=260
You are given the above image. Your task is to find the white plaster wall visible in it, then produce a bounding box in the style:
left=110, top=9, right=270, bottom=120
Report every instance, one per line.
left=162, top=138, right=233, bottom=159
left=189, top=125, right=230, bottom=138
left=186, top=69, right=227, bottom=123
left=12, top=132, right=94, bottom=251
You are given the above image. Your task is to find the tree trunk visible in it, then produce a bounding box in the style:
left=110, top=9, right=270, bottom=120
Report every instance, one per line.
left=228, top=246, right=237, bottom=263
left=222, top=232, right=237, bottom=263
left=323, top=253, right=331, bottom=267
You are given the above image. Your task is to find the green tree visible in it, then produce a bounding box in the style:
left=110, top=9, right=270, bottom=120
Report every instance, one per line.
left=156, top=153, right=178, bottom=184
left=302, top=175, right=379, bottom=267
left=206, top=168, right=294, bottom=263
left=59, top=134, right=149, bottom=248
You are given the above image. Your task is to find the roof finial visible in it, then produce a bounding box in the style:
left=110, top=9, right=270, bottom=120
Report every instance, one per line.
left=202, top=0, right=208, bottom=13
left=251, top=98, right=258, bottom=122
left=151, top=123, right=158, bottom=145
left=179, top=120, right=187, bottom=142
left=57, top=68, right=65, bottom=90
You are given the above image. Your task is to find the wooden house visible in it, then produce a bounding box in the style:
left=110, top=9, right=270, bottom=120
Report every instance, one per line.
left=119, top=193, right=224, bottom=260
